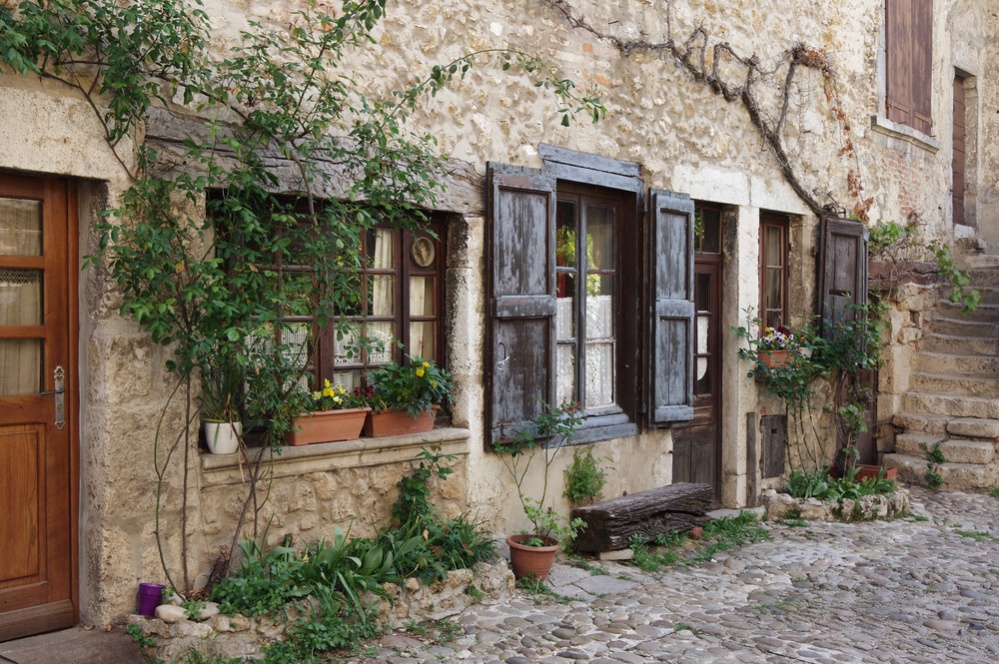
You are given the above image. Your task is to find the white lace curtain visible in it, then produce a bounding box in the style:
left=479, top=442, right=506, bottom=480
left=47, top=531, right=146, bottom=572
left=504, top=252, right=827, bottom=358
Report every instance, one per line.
left=0, top=198, right=43, bottom=396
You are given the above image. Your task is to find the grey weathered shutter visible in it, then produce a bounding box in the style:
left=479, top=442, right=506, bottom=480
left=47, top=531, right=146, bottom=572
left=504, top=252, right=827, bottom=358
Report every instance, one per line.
left=486, top=163, right=557, bottom=444
left=818, top=216, right=869, bottom=337
left=648, top=189, right=695, bottom=425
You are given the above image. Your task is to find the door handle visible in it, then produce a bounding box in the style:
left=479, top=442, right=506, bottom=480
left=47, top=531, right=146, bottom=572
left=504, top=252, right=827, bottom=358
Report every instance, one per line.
left=39, top=366, right=66, bottom=429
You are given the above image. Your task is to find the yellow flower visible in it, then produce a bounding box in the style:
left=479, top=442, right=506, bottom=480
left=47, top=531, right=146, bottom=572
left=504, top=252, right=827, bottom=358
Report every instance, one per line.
left=415, top=368, right=425, bottom=378
left=324, top=378, right=331, bottom=388
left=422, top=361, right=430, bottom=368
left=431, top=380, right=437, bottom=388
left=333, top=396, right=342, bottom=404
left=311, top=391, right=322, bottom=400
left=323, top=386, right=335, bottom=398
left=338, top=386, right=346, bottom=394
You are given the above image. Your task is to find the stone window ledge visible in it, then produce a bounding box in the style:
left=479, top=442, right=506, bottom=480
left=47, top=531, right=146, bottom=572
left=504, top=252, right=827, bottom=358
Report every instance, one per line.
left=870, top=115, right=940, bottom=154
left=199, top=427, right=470, bottom=488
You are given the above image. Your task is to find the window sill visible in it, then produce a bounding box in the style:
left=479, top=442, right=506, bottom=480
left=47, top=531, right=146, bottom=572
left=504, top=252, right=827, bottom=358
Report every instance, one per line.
left=870, top=115, right=940, bottom=153
left=199, top=427, right=470, bottom=488
left=572, top=411, right=639, bottom=445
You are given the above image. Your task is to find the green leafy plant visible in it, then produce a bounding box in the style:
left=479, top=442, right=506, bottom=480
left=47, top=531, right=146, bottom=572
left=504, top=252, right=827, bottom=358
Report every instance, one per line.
left=989, top=487, right=999, bottom=499
left=930, top=242, right=981, bottom=314
left=563, top=448, right=611, bottom=508
left=494, top=400, right=587, bottom=546
left=365, top=357, right=453, bottom=417
left=923, top=440, right=946, bottom=489
left=785, top=467, right=896, bottom=502
left=303, top=379, right=370, bottom=412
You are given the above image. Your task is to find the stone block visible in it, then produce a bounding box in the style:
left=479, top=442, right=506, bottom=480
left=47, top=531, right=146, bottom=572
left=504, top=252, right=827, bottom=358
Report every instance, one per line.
left=947, top=418, right=999, bottom=440
left=597, top=548, right=634, bottom=561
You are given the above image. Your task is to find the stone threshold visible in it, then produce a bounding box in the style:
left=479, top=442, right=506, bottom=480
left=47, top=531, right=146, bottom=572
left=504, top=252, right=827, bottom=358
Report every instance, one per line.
left=199, top=427, right=470, bottom=487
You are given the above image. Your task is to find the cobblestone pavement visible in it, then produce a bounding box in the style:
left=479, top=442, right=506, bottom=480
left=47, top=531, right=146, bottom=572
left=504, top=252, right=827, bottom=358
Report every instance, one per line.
left=360, top=488, right=999, bottom=663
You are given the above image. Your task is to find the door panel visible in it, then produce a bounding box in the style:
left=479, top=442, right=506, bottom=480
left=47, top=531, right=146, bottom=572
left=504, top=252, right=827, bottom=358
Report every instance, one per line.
left=0, top=175, right=77, bottom=641
left=672, top=254, right=722, bottom=503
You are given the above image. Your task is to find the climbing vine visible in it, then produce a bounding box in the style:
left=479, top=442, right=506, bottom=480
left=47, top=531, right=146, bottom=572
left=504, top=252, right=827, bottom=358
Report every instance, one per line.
left=0, top=0, right=602, bottom=592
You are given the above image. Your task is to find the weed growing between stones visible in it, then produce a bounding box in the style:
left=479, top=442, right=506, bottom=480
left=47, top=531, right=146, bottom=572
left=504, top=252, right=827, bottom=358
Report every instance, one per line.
left=627, top=512, right=770, bottom=573
left=954, top=530, right=992, bottom=542
left=989, top=487, right=999, bottom=499
left=567, top=555, right=609, bottom=576
left=515, top=575, right=573, bottom=604
left=923, top=440, right=947, bottom=489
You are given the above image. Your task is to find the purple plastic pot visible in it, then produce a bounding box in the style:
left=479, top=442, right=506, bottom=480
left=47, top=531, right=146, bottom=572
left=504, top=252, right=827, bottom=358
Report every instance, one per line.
left=136, top=582, right=165, bottom=617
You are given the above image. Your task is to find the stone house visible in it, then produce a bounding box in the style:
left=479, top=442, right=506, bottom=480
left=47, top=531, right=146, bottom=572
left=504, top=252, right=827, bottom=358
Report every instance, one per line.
left=1, top=0, right=995, bottom=638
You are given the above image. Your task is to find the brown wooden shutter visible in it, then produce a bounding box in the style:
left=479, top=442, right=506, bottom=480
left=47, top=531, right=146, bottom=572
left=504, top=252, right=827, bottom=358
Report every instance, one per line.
left=886, top=0, right=933, bottom=135
left=953, top=75, right=966, bottom=224
left=818, top=216, right=869, bottom=338
left=486, top=163, right=557, bottom=444
left=648, top=189, right=695, bottom=424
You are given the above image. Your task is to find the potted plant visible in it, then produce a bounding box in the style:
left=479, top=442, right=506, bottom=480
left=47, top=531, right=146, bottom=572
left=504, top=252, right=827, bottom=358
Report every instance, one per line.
left=494, top=400, right=586, bottom=581
left=361, top=357, right=452, bottom=437
left=199, top=361, right=244, bottom=455
left=285, top=379, right=372, bottom=446
left=757, top=325, right=796, bottom=367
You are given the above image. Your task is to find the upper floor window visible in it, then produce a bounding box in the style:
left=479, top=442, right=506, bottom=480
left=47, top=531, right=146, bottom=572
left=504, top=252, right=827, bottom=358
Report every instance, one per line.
left=760, top=214, right=788, bottom=329
left=885, top=0, right=933, bottom=135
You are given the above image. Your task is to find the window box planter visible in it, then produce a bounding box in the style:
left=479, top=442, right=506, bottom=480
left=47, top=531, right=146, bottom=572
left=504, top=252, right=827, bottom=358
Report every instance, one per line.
left=363, top=406, right=439, bottom=438
left=285, top=407, right=370, bottom=446
left=758, top=349, right=791, bottom=368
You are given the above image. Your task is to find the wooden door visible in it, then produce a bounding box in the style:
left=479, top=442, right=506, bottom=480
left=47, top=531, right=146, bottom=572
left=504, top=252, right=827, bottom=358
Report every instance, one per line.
left=672, top=256, right=722, bottom=500
left=0, top=175, right=78, bottom=641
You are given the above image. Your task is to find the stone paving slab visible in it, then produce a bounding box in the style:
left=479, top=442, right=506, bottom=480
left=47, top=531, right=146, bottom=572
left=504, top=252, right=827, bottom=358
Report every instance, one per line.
left=361, top=487, right=999, bottom=663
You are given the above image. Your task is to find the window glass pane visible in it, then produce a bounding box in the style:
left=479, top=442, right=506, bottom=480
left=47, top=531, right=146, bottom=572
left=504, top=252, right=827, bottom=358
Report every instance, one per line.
left=556, top=343, right=575, bottom=405
left=698, top=208, right=721, bottom=254
left=765, top=270, right=781, bottom=314
left=409, top=276, right=435, bottom=316
left=584, top=341, right=614, bottom=408
left=696, top=312, right=710, bottom=392
left=334, top=326, right=361, bottom=365
left=0, top=269, right=43, bottom=325
left=0, top=198, right=42, bottom=256
left=365, top=322, right=394, bottom=365
left=281, top=323, right=312, bottom=369
left=556, top=202, right=577, bottom=268
left=367, top=275, right=394, bottom=316
left=586, top=290, right=613, bottom=340
left=333, top=369, right=362, bottom=391
left=695, top=354, right=711, bottom=396
left=409, top=322, right=436, bottom=361
left=367, top=228, right=394, bottom=269
left=765, top=225, right=783, bottom=267
left=695, top=272, right=710, bottom=311
left=586, top=206, right=615, bottom=271
left=556, top=274, right=575, bottom=340
left=0, top=339, right=43, bottom=396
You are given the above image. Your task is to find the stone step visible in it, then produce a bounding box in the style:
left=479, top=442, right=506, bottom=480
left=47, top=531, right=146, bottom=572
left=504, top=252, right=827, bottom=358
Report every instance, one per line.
left=909, top=372, right=999, bottom=397
left=883, top=453, right=999, bottom=491
left=900, top=392, right=999, bottom=419
left=892, top=412, right=949, bottom=436
left=947, top=417, right=999, bottom=439
left=928, top=316, right=999, bottom=338
left=934, top=301, right=999, bottom=323
left=894, top=432, right=997, bottom=464
left=947, top=265, right=999, bottom=286
left=920, top=332, right=999, bottom=356
left=911, top=352, right=999, bottom=375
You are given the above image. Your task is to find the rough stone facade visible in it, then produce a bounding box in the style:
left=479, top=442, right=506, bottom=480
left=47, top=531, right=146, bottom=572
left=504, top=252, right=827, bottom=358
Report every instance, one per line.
left=0, top=0, right=995, bottom=629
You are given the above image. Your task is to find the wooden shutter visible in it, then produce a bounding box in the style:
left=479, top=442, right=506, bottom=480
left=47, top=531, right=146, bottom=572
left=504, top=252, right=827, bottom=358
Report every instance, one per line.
left=648, top=189, right=695, bottom=424
left=818, top=216, right=869, bottom=337
left=486, top=163, right=557, bottom=444
left=953, top=75, right=966, bottom=224
left=886, top=0, right=933, bottom=135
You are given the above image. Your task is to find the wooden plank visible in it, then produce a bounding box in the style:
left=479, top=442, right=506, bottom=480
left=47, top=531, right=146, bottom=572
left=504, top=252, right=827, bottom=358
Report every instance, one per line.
left=760, top=415, right=786, bottom=479
left=746, top=412, right=758, bottom=507
left=0, top=426, right=42, bottom=587
left=571, top=482, right=713, bottom=552
left=538, top=143, right=642, bottom=178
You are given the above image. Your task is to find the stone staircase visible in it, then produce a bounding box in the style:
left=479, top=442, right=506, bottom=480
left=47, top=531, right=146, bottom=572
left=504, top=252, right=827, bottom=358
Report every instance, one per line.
left=885, top=260, right=999, bottom=491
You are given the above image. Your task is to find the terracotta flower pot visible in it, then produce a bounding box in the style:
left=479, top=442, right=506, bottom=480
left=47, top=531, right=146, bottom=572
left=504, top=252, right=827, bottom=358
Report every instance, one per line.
left=285, top=407, right=370, bottom=446
left=507, top=534, right=559, bottom=581
left=362, top=406, right=438, bottom=437
left=759, top=349, right=791, bottom=368
left=855, top=464, right=897, bottom=481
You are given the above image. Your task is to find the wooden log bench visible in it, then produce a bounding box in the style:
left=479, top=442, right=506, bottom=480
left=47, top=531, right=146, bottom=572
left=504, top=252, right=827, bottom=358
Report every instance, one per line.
left=571, top=482, right=714, bottom=553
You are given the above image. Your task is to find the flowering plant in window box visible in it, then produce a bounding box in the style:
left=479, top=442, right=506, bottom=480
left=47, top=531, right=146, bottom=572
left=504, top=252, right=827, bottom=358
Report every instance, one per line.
left=284, top=379, right=371, bottom=446
left=757, top=326, right=796, bottom=368
left=360, top=358, right=453, bottom=436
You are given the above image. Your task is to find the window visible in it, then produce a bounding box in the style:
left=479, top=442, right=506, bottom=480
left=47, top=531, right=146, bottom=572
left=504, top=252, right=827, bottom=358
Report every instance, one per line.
left=216, top=194, right=446, bottom=395
left=760, top=214, right=788, bottom=329
left=486, top=147, right=694, bottom=445
left=885, top=0, right=932, bottom=135
left=952, top=73, right=966, bottom=225
left=555, top=186, right=621, bottom=410
left=331, top=223, right=445, bottom=390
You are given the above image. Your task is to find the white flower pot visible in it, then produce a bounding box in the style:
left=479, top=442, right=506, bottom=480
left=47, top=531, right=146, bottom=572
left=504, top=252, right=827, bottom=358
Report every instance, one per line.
left=204, top=421, right=242, bottom=454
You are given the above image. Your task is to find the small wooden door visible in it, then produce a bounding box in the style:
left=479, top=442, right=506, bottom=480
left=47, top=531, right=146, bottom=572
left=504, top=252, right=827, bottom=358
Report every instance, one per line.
left=0, top=174, right=78, bottom=641
left=672, top=208, right=722, bottom=502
